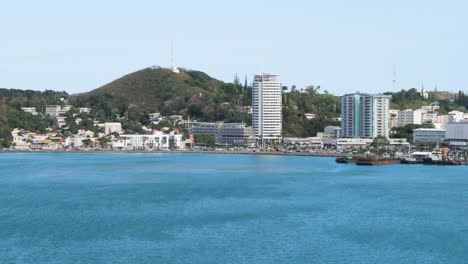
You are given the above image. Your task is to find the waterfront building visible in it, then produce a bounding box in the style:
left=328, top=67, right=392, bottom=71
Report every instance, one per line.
left=252, top=74, right=282, bottom=144
left=413, top=128, right=446, bottom=144
left=283, top=137, right=323, bottom=148
left=188, top=122, right=255, bottom=146
left=445, top=121, right=468, bottom=147
left=112, top=131, right=183, bottom=150
left=21, top=107, right=38, bottom=115
left=104, top=123, right=122, bottom=135
left=322, top=138, right=373, bottom=149
left=341, top=93, right=391, bottom=138
left=45, top=105, right=61, bottom=117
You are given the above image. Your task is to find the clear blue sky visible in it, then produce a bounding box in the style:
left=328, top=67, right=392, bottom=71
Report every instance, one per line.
left=1, top=0, right=467, bottom=95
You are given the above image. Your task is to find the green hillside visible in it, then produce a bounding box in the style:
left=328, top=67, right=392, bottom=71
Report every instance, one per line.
left=0, top=89, right=63, bottom=147
left=72, top=67, right=252, bottom=124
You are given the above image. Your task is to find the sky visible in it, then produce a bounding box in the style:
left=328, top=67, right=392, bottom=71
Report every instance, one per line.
left=1, top=0, right=467, bottom=95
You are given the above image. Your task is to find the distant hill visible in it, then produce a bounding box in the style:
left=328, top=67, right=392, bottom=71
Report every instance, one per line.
left=72, top=67, right=252, bottom=123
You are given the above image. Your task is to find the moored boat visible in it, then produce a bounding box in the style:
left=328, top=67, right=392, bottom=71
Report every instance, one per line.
left=335, top=156, right=357, bottom=164
left=422, top=157, right=462, bottom=165
left=400, top=156, right=421, bottom=164
left=356, top=157, right=400, bottom=166
left=421, top=147, right=462, bottom=165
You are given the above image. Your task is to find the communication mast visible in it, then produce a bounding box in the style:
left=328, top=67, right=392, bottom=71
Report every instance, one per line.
left=170, top=41, right=179, bottom=73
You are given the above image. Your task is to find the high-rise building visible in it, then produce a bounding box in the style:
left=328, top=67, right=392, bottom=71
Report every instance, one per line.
left=341, top=93, right=391, bottom=138
left=252, top=74, right=282, bottom=144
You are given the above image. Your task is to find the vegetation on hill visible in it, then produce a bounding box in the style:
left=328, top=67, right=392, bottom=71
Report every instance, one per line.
left=282, top=86, right=341, bottom=137
left=385, top=88, right=467, bottom=114
left=384, top=88, right=432, bottom=110
left=72, top=68, right=252, bottom=125
left=0, top=89, right=65, bottom=147
left=454, top=91, right=468, bottom=110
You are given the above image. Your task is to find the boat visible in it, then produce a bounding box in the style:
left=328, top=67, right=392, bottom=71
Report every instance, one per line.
left=421, top=147, right=462, bottom=165
left=335, top=156, right=357, bottom=164
left=400, top=156, right=421, bottom=164
left=422, top=156, right=462, bottom=165
left=356, top=156, right=400, bottom=166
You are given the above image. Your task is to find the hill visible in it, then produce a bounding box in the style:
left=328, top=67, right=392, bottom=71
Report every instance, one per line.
left=0, top=89, right=63, bottom=147
left=73, top=67, right=341, bottom=137
left=72, top=67, right=252, bottom=124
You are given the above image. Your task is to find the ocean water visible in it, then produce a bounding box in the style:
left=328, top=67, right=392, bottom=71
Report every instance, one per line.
left=0, top=153, right=467, bottom=264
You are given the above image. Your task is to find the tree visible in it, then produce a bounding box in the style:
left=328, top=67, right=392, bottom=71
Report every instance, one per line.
left=372, top=136, right=389, bottom=155
left=195, top=134, right=215, bottom=147
left=97, top=136, right=111, bottom=148
left=391, top=123, right=434, bottom=142
left=82, top=139, right=92, bottom=148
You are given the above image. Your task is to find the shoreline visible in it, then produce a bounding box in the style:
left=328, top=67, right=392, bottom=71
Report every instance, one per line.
left=0, top=149, right=346, bottom=158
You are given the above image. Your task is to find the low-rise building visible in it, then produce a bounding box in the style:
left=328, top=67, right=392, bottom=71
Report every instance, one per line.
left=56, top=116, right=67, bottom=127
left=323, top=126, right=341, bottom=138
left=413, top=128, right=446, bottom=144
left=104, top=122, right=122, bottom=135
left=397, top=109, right=423, bottom=126
left=21, top=107, right=38, bottom=115
left=45, top=105, right=61, bottom=117
left=322, top=138, right=373, bottom=149
left=445, top=121, right=468, bottom=147
left=283, top=137, right=323, bottom=148
left=304, top=113, right=316, bottom=120
left=421, top=112, right=437, bottom=125
left=389, top=110, right=399, bottom=128
left=434, top=115, right=449, bottom=129
left=112, top=131, right=183, bottom=150
left=58, top=105, right=71, bottom=116
left=448, top=111, right=468, bottom=123
left=420, top=102, right=439, bottom=112
left=78, top=107, right=91, bottom=114
left=188, top=122, right=255, bottom=146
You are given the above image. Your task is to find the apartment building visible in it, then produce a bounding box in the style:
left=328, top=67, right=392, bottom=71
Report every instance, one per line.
left=252, top=74, right=282, bottom=144
left=341, top=93, right=391, bottom=138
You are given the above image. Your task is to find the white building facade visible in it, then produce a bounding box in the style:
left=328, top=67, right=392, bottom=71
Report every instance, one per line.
left=45, top=105, right=61, bottom=117
left=104, top=123, right=123, bottom=135
left=21, top=107, right=38, bottom=115
left=252, top=74, right=282, bottom=144
left=397, top=109, right=423, bottom=126
left=112, top=131, right=183, bottom=150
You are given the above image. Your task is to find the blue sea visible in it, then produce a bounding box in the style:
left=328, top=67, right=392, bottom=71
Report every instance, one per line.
left=0, top=153, right=467, bottom=263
